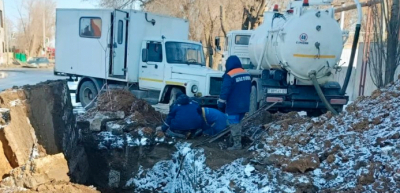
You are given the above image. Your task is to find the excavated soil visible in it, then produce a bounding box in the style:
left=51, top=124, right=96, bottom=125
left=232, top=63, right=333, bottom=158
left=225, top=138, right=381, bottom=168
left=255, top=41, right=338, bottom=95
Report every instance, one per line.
left=91, top=89, right=165, bottom=126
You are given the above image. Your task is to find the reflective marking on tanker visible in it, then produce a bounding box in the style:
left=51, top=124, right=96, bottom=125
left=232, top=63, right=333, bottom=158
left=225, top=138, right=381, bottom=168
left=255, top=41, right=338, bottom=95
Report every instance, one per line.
left=293, top=54, right=336, bottom=59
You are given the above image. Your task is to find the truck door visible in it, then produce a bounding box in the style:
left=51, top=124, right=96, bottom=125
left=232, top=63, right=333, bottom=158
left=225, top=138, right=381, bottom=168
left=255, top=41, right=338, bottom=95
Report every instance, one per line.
left=139, top=41, right=165, bottom=90
left=110, top=10, right=128, bottom=78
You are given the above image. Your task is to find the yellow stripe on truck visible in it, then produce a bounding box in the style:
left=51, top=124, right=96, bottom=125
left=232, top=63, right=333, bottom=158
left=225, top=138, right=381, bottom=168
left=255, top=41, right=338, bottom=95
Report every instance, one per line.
left=139, top=78, right=163, bottom=83
left=293, top=54, right=336, bottom=59
left=165, top=81, right=185, bottom=86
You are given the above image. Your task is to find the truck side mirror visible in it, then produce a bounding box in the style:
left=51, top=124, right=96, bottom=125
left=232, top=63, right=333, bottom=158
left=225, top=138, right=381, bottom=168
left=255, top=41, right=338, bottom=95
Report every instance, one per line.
left=215, top=37, right=221, bottom=51
left=142, top=49, right=148, bottom=62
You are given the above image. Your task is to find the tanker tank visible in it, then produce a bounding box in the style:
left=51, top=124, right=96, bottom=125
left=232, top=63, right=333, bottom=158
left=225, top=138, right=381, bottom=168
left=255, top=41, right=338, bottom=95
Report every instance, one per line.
left=248, top=5, right=344, bottom=83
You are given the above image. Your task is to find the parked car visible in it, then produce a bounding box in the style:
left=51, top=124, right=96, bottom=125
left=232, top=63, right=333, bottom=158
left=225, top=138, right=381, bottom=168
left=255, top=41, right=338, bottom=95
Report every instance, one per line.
left=26, top=57, right=50, bottom=68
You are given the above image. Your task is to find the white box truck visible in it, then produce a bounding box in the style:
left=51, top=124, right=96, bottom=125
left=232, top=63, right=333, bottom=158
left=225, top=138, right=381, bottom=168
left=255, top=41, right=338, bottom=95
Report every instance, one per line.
left=55, top=9, right=223, bottom=108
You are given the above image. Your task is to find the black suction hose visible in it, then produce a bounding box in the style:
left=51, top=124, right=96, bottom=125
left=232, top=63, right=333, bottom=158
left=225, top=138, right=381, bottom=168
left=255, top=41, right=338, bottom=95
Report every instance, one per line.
left=340, top=24, right=361, bottom=95
left=309, top=71, right=338, bottom=115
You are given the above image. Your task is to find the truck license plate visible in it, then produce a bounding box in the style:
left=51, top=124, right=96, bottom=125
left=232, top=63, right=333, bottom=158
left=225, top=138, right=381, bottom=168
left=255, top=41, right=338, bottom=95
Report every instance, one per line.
left=267, top=88, right=287, bottom=94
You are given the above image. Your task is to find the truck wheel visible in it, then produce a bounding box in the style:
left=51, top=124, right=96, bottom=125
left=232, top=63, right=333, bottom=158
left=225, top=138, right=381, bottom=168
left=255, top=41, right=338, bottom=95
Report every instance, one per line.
left=249, top=85, right=258, bottom=114
left=79, top=81, right=98, bottom=109
left=168, top=88, right=181, bottom=106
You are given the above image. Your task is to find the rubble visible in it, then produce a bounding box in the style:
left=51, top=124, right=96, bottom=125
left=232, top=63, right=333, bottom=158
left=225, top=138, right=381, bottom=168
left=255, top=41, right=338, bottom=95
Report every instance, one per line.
left=0, top=154, right=70, bottom=189
left=128, top=78, right=400, bottom=192
left=76, top=89, right=171, bottom=191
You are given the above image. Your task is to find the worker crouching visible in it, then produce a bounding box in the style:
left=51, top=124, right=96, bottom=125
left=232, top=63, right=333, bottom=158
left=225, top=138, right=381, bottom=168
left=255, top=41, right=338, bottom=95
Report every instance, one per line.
left=197, top=107, right=227, bottom=136
left=161, top=92, right=203, bottom=138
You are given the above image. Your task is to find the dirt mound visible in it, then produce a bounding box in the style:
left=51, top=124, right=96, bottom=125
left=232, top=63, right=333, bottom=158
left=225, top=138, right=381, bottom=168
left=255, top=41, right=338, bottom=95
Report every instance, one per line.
left=244, top=77, right=400, bottom=192
left=95, top=89, right=164, bottom=126
left=96, top=90, right=136, bottom=114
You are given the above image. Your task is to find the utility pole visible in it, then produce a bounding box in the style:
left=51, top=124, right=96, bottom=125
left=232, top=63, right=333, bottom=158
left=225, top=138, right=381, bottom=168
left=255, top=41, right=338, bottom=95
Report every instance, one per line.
left=43, top=0, right=46, bottom=56
left=3, top=0, right=9, bottom=66
left=340, top=2, right=345, bottom=30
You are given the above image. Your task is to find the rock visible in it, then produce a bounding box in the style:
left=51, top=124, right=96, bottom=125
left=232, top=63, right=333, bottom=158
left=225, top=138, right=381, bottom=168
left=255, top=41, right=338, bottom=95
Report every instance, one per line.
left=284, top=154, right=320, bottom=173
left=371, top=89, right=382, bottom=99
left=106, top=120, right=125, bottom=133
left=263, top=154, right=287, bottom=166
left=327, top=154, right=335, bottom=164
left=294, top=176, right=318, bottom=193
left=89, top=111, right=125, bottom=132
left=0, top=108, right=10, bottom=127
left=0, top=138, right=12, bottom=178
left=108, top=170, right=120, bottom=188
left=390, top=133, right=400, bottom=139
left=35, top=181, right=99, bottom=193
left=0, top=89, right=37, bottom=167
left=326, top=124, right=334, bottom=130
left=0, top=153, right=69, bottom=189
left=358, top=171, right=375, bottom=185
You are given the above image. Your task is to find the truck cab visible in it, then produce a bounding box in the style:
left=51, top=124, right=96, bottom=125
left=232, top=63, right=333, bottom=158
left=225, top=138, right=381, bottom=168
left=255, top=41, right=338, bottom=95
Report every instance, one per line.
left=139, top=39, right=223, bottom=106
left=218, top=30, right=253, bottom=71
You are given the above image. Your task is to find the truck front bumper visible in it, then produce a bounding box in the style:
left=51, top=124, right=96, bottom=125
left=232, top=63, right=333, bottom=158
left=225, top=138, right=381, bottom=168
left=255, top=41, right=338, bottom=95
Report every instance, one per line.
left=191, top=96, right=219, bottom=107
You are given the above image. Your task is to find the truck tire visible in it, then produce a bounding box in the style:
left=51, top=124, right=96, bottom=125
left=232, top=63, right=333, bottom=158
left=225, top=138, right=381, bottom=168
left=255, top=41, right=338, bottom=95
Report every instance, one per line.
left=168, top=88, right=182, bottom=106
left=79, top=81, right=98, bottom=109
left=249, top=85, right=258, bottom=114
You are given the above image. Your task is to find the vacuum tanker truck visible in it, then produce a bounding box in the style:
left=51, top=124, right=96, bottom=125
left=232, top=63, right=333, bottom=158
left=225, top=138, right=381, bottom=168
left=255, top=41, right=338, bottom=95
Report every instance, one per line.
left=216, top=0, right=362, bottom=116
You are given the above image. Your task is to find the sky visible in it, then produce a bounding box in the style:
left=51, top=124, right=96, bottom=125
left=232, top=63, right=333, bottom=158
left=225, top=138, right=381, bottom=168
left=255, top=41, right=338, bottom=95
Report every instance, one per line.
left=4, top=0, right=97, bottom=25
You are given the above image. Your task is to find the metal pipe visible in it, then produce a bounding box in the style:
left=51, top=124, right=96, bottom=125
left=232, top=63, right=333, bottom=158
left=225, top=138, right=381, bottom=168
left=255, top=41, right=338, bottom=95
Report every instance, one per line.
left=309, top=71, right=338, bottom=115
left=339, top=0, right=362, bottom=96
left=359, top=7, right=372, bottom=96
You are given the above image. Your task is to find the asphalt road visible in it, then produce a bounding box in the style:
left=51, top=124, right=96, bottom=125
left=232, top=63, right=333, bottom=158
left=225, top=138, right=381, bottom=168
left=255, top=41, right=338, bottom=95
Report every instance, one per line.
left=0, top=68, right=169, bottom=114
left=0, top=68, right=69, bottom=91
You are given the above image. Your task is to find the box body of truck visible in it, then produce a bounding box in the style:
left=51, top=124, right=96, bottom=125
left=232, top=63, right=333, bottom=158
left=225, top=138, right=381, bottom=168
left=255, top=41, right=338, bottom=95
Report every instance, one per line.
left=55, top=9, right=223, bottom=107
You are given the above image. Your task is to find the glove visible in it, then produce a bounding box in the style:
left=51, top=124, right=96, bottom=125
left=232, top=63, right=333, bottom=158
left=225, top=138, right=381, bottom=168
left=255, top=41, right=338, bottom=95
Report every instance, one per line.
left=217, top=99, right=226, bottom=113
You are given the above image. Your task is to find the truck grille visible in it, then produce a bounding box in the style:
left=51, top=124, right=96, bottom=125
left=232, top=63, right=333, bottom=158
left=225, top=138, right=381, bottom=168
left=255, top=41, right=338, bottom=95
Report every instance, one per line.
left=209, top=77, right=223, bottom=95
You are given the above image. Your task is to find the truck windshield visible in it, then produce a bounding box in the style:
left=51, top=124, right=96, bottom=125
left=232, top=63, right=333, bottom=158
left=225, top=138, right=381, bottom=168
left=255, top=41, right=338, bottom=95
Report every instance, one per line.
left=166, top=42, right=205, bottom=65
left=235, top=35, right=250, bottom=45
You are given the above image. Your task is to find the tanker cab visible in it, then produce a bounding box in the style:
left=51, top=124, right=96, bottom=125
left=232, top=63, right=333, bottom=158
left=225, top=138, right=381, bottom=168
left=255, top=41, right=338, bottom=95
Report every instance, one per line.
left=215, top=30, right=253, bottom=71
left=139, top=40, right=206, bottom=90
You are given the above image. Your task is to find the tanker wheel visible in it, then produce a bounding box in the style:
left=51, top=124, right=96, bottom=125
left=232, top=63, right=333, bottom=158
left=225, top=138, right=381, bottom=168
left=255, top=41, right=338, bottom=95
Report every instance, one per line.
left=249, top=85, right=258, bottom=114
left=79, top=81, right=98, bottom=110
left=168, top=87, right=182, bottom=107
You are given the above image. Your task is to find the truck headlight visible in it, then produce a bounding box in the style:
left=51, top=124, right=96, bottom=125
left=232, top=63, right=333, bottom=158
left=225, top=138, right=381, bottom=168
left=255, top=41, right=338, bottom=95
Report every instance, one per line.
left=191, top=85, right=198, bottom=93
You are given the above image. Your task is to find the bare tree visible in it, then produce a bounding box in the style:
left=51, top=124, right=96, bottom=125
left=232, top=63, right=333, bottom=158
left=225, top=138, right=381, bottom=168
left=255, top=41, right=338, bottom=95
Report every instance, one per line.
left=241, top=0, right=266, bottom=30
left=5, top=17, right=15, bottom=52
left=14, top=0, right=56, bottom=58
left=368, top=0, right=400, bottom=88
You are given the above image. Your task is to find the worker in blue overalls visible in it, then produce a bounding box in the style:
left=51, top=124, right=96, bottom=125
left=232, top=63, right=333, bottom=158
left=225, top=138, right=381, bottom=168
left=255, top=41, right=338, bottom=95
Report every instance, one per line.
left=217, top=55, right=251, bottom=150
left=197, top=107, right=227, bottom=136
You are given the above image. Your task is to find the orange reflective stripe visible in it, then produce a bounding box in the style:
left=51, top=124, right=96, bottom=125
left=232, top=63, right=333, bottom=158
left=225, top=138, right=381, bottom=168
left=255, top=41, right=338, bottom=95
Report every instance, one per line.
left=227, top=68, right=246, bottom=76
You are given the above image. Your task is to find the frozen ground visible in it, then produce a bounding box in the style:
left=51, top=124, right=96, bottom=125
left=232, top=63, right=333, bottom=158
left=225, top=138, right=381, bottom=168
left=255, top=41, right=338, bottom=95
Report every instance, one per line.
left=126, top=79, right=400, bottom=192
